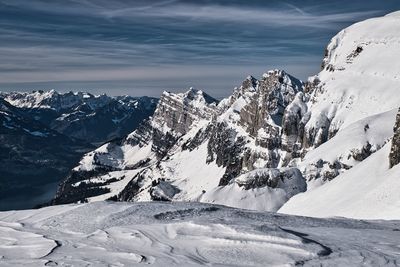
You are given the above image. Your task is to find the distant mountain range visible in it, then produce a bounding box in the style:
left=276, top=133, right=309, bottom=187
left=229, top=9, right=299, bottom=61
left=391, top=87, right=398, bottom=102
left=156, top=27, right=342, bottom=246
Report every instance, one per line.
left=0, top=91, right=157, bottom=210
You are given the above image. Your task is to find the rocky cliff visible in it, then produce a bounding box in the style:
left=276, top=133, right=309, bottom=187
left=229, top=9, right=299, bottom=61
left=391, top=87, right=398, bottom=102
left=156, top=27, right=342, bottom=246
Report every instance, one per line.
left=389, top=108, right=400, bottom=168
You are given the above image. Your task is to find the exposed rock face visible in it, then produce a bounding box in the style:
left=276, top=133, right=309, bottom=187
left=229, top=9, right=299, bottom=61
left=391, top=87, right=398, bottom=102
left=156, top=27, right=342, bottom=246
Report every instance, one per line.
left=149, top=180, right=180, bottom=201
left=117, top=170, right=149, bottom=202
left=303, top=160, right=351, bottom=182
left=239, top=70, right=302, bottom=135
left=206, top=122, right=246, bottom=186
left=389, top=108, right=400, bottom=168
left=235, top=168, right=306, bottom=198
left=281, top=92, right=308, bottom=153
left=152, top=89, right=218, bottom=135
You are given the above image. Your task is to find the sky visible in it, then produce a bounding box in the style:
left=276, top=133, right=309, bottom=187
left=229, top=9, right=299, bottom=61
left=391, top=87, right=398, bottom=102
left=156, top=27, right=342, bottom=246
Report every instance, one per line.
left=0, top=0, right=399, bottom=98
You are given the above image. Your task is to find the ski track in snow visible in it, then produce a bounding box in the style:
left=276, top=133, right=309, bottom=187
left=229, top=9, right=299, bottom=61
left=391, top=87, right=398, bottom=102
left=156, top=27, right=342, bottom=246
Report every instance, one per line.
left=0, top=202, right=399, bottom=266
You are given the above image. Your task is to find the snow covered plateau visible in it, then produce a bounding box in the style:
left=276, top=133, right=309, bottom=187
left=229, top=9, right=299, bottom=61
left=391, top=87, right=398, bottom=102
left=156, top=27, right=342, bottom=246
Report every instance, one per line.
left=1, top=202, right=400, bottom=266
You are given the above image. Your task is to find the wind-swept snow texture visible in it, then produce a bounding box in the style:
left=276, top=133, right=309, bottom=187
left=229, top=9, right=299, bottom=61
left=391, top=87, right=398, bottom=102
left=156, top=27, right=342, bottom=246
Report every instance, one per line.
left=0, top=202, right=400, bottom=266
left=280, top=142, right=400, bottom=220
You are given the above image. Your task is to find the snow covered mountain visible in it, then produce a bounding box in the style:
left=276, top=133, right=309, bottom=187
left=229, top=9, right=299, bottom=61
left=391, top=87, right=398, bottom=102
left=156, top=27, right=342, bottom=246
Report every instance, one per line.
left=52, top=11, right=400, bottom=220
left=1, top=201, right=400, bottom=266
left=52, top=71, right=307, bottom=210
left=1, top=90, right=157, bottom=144
left=0, top=91, right=157, bottom=210
left=278, top=11, right=400, bottom=219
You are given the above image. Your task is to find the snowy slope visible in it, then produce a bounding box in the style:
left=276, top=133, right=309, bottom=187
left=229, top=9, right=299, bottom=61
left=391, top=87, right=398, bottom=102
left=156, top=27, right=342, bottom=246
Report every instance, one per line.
left=280, top=142, right=400, bottom=220
left=304, top=11, right=400, bottom=146
left=1, top=202, right=400, bottom=266
left=295, top=109, right=397, bottom=189
left=276, top=11, right=400, bottom=219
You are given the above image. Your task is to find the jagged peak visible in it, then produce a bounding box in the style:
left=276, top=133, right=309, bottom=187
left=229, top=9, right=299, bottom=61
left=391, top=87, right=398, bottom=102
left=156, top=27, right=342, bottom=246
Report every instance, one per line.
left=184, top=87, right=206, bottom=101
left=162, top=88, right=218, bottom=106
left=262, top=69, right=302, bottom=83
left=241, top=75, right=258, bottom=91
left=151, top=88, right=219, bottom=135
left=262, top=69, right=286, bottom=79
left=245, top=75, right=257, bottom=84
left=259, top=69, right=303, bottom=92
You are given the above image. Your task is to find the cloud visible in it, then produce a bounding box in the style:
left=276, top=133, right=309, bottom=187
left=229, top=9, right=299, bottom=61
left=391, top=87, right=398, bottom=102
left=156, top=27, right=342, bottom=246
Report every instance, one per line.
left=0, top=0, right=380, bottom=29
left=0, top=0, right=393, bottom=97
left=100, top=2, right=380, bottom=29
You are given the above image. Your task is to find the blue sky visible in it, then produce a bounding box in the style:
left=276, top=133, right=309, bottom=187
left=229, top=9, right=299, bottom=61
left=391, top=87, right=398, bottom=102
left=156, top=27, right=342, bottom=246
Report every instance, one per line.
left=0, top=0, right=399, bottom=98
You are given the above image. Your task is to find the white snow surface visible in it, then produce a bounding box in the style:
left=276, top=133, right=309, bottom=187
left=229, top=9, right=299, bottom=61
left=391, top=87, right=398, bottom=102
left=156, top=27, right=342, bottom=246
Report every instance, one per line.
left=277, top=12, right=400, bottom=219
left=0, top=202, right=399, bottom=266
left=301, top=109, right=396, bottom=167
left=305, top=11, right=400, bottom=135
left=280, top=142, right=400, bottom=220
left=201, top=168, right=306, bottom=211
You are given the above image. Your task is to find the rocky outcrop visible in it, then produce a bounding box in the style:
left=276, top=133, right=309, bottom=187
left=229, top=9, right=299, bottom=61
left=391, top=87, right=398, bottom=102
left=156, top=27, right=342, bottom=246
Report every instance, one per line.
left=235, top=168, right=306, bottom=198
left=149, top=180, right=180, bottom=201
left=152, top=89, right=218, bottom=135
left=239, top=70, right=302, bottom=135
left=125, top=89, right=219, bottom=159
left=389, top=108, right=400, bottom=168
left=303, top=160, right=351, bottom=182
left=281, top=92, right=308, bottom=153
left=206, top=122, right=246, bottom=185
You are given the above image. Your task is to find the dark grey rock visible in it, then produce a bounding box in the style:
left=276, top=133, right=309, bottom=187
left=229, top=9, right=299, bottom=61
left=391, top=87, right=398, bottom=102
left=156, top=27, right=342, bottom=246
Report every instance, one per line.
left=389, top=108, right=400, bottom=168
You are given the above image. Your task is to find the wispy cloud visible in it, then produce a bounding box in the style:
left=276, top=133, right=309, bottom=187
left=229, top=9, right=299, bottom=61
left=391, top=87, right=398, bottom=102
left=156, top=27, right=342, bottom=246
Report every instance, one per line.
left=0, top=0, right=395, bottom=97
left=0, top=0, right=381, bottom=29
left=101, top=3, right=380, bottom=29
